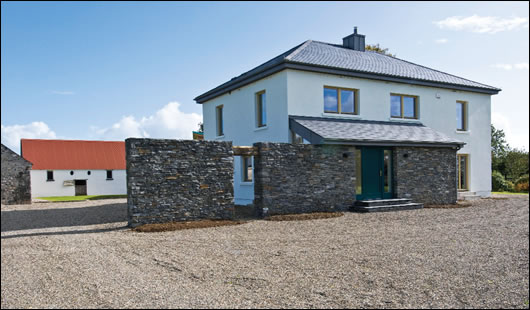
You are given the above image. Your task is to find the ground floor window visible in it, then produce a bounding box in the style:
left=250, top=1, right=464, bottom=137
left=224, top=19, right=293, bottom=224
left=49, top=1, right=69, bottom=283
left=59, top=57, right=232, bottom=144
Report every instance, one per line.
left=457, top=154, right=469, bottom=190
left=46, top=170, right=54, bottom=181
left=106, top=170, right=113, bottom=180
left=242, top=156, right=253, bottom=182
left=355, top=148, right=362, bottom=195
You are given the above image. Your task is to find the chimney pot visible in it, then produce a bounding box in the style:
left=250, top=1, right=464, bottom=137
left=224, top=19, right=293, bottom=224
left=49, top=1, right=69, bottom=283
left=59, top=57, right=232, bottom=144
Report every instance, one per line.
left=343, top=27, right=365, bottom=51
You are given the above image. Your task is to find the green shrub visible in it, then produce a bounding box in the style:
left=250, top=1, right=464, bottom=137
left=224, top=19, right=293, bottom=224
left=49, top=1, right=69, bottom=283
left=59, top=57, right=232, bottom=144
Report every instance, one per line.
left=515, top=174, right=529, bottom=192
left=492, top=170, right=510, bottom=191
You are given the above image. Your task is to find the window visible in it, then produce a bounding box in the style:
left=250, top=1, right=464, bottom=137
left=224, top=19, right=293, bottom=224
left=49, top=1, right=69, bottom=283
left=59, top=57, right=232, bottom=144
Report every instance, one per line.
left=242, top=156, right=253, bottom=182
left=324, top=86, right=358, bottom=115
left=46, top=170, right=54, bottom=181
left=291, top=130, right=304, bottom=144
left=355, top=149, right=362, bottom=195
left=390, top=94, right=418, bottom=119
left=457, top=154, right=469, bottom=190
left=106, top=170, right=113, bottom=180
left=70, top=171, right=74, bottom=175
left=216, top=105, right=224, bottom=136
left=256, top=91, right=267, bottom=127
left=87, top=171, right=91, bottom=175
left=457, top=101, right=468, bottom=131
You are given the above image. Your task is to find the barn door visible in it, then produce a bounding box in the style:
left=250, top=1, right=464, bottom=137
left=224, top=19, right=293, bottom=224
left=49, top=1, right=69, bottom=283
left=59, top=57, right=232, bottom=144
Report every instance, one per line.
left=74, top=180, right=87, bottom=196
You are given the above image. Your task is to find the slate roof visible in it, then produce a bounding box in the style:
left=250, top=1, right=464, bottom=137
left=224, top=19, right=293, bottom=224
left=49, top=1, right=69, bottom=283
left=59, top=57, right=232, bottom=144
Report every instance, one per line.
left=289, top=116, right=465, bottom=147
left=21, top=139, right=126, bottom=170
left=195, top=40, right=500, bottom=103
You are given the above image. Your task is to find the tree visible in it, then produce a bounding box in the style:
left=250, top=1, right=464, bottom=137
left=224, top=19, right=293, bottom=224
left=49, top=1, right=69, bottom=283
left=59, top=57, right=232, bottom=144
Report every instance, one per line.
left=504, top=148, right=529, bottom=182
left=491, top=124, right=509, bottom=174
left=365, top=44, right=396, bottom=57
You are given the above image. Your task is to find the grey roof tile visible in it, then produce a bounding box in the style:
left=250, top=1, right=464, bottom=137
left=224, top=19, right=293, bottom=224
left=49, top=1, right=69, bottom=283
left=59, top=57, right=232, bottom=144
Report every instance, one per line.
left=290, top=116, right=464, bottom=146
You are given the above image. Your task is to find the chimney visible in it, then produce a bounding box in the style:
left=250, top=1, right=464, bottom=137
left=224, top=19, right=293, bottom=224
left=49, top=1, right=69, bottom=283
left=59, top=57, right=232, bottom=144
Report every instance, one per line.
left=342, top=26, right=365, bottom=51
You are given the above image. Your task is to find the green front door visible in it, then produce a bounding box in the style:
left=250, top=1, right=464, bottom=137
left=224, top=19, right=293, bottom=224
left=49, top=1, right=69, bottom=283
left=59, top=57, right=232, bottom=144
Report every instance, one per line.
left=356, top=147, right=393, bottom=200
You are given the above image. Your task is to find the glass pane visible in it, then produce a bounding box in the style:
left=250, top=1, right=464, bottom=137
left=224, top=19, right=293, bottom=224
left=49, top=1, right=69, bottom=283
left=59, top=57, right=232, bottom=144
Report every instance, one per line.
left=261, top=93, right=266, bottom=126
left=456, top=102, right=464, bottom=130
left=341, top=90, right=355, bottom=114
left=324, top=88, right=338, bottom=113
left=355, top=149, right=362, bottom=195
left=403, top=96, right=416, bottom=118
left=459, top=156, right=467, bottom=189
left=391, top=95, right=401, bottom=117
left=384, top=150, right=392, bottom=192
left=216, top=106, right=223, bottom=135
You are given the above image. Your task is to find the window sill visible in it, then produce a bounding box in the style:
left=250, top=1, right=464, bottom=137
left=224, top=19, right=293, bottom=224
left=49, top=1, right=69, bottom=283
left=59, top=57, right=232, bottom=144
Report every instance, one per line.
left=46, top=180, right=55, bottom=182
left=456, top=130, right=470, bottom=134
left=321, top=113, right=361, bottom=119
left=240, top=181, right=253, bottom=186
left=254, top=126, right=268, bottom=132
left=387, top=118, right=421, bottom=123
left=106, top=178, right=114, bottom=181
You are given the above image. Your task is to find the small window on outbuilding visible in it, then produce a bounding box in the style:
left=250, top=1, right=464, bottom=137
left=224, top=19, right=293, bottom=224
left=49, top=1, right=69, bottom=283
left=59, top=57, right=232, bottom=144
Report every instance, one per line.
left=70, top=171, right=74, bottom=175
left=106, top=170, right=113, bottom=180
left=47, top=170, right=54, bottom=181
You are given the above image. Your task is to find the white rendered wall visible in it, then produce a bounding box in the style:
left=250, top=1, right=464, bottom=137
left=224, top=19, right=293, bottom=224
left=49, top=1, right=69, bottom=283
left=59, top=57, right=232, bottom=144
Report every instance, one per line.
left=286, top=69, right=492, bottom=196
left=30, top=169, right=126, bottom=198
left=202, top=71, right=289, bottom=204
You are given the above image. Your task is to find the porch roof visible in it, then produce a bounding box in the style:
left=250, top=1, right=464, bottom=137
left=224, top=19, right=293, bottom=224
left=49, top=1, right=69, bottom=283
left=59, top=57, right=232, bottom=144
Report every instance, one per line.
left=289, top=116, right=465, bottom=148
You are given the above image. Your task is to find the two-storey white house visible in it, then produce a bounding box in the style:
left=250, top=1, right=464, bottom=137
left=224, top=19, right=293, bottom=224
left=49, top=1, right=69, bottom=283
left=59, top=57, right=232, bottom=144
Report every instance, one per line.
left=195, top=28, right=500, bottom=205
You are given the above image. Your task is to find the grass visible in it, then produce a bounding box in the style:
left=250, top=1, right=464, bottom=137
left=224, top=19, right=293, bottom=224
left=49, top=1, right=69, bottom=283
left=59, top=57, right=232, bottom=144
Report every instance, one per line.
left=36, top=194, right=127, bottom=202
left=492, top=191, right=529, bottom=195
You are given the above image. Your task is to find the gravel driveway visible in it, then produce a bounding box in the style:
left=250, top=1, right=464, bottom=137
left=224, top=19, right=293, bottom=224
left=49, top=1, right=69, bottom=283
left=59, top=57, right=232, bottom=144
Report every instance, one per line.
left=1, top=195, right=529, bottom=309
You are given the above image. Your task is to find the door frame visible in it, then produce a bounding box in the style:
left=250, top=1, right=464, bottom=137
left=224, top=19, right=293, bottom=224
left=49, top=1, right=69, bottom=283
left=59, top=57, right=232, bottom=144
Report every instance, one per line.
left=356, top=147, right=393, bottom=200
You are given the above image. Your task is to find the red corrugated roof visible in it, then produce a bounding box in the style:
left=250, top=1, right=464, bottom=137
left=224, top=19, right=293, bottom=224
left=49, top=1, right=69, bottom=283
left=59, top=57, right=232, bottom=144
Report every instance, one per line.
left=21, top=139, right=126, bottom=170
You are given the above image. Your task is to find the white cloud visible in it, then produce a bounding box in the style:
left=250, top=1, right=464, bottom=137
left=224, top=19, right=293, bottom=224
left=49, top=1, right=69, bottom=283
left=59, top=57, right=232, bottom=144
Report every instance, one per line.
left=435, top=38, right=449, bottom=44
left=491, top=62, right=529, bottom=70
left=492, top=112, right=529, bottom=151
left=1, top=122, right=57, bottom=154
left=434, top=15, right=529, bottom=34
left=51, top=90, right=75, bottom=95
left=93, top=101, right=202, bottom=141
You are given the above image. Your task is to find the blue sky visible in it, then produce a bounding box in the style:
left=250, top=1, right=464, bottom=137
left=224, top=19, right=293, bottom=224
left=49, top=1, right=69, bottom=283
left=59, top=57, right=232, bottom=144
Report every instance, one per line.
left=2, top=1, right=529, bottom=153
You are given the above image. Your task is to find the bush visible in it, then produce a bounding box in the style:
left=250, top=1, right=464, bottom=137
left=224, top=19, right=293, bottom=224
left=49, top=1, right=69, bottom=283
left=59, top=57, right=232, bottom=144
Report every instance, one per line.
left=514, top=174, right=529, bottom=192
left=492, top=170, right=510, bottom=191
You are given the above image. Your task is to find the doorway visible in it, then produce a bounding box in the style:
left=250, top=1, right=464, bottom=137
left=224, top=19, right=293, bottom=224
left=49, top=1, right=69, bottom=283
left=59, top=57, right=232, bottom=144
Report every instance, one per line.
left=356, top=147, right=393, bottom=200
left=75, top=180, right=87, bottom=196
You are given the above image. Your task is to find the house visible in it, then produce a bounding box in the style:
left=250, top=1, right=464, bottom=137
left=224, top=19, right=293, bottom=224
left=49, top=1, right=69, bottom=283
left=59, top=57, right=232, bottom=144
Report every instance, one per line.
left=195, top=28, right=500, bottom=205
left=1, top=143, right=32, bottom=204
left=21, top=139, right=126, bottom=198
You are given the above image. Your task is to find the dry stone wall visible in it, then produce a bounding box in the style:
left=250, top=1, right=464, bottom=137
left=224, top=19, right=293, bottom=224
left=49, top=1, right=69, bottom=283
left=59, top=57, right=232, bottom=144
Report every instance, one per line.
left=253, top=142, right=356, bottom=216
left=393, top=147, right=457, bottom=204
left=126, top=139, right=234, bottom=227
left=1, top=144, right=32, bottom=205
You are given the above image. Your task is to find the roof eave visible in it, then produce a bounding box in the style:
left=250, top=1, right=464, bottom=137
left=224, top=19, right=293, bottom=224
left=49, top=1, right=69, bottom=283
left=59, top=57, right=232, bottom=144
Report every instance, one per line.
left=195, top=61, right=500, bottom=103
left=322, top=138, right=465, bottom=148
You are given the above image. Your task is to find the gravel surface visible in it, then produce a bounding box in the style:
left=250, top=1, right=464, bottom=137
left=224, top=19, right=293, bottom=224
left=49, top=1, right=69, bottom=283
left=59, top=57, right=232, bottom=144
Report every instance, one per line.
left=2, top=195, right=529, bottom=309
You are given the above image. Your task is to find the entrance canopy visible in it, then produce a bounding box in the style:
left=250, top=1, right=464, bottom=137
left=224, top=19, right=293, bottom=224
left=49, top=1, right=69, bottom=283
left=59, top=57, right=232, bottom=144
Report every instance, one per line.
left=289, top=115, right=465, bottom=148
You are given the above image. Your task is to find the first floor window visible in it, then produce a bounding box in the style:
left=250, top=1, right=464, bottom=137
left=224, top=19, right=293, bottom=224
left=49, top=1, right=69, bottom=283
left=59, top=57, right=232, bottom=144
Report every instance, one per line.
left=457, top=154, right=469, bottom=190
left=47, top=170, right=54, bottom=181
left=391, top=94, right=418, bottom=119
left=324, top=86, right=358, bottom=115
left=106, top=170, right=113, bottom=180
left=216, top=105, right=224, bottom=136
left=457, top=101, right=468, bottom=131
left=256, top=91, right=267, bottom=127
left=242, top=156, right=253, bottom=182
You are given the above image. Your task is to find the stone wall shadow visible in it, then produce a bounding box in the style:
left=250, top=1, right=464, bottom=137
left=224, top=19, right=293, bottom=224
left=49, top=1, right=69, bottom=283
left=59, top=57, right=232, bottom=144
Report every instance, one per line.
left=1, top=202, right=127, bottom=232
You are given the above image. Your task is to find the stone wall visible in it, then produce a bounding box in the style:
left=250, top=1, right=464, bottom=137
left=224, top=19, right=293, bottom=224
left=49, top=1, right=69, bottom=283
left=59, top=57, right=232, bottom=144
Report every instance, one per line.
left=1, top=144, right=32, bottom=205
left=393, top=147, right=457, bottom=204
left=126, top=139, right=234, bottom=227
left=253, top=142, right=356, bottom=215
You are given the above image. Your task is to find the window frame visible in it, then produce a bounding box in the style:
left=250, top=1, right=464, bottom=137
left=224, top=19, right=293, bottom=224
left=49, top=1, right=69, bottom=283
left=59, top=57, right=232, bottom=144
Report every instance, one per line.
left=457, top=154, right=469, bottom=191
left=215, top=105, right=224, bottom=136
left=323, top=86, right=359, bottom=115
left=241, top=156, right=253, bottom=183
left=255, top=90, right=267, bottom=128
left=456, top=100, right=468, bottom=131
left=390, top=93, right=419, bottom=119
left=46, top=170, right=54, bottom=182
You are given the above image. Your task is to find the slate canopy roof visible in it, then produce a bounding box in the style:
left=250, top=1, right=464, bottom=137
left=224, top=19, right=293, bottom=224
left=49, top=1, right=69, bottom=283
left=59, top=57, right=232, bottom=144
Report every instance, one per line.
left=195, top=39, right=500, bottom=103
left=289, top=116, right=465, bottom=148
